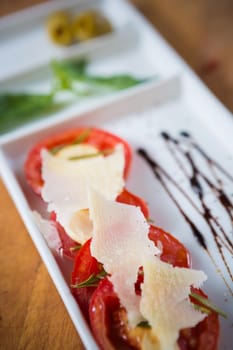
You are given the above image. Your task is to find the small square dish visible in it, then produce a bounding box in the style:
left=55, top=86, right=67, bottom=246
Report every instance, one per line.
left=0, top=0, right=182, bottom=138
left=0, top=0, right=129, bottom=82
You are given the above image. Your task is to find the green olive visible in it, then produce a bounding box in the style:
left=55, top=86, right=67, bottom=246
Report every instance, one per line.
left=47, top=11, right=73, bottom=46
left=72, top=10, right=112, bottom=41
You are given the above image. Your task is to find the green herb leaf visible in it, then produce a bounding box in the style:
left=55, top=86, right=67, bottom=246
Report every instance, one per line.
left=0, top=93, right=56, bottom=133
left=49, top=144, right=67, bottom=155
left=52, top=59, right=88, bottom=79
left=68, top=148, right=113, bottom=161
left=50, top=128, right=92, bottom=155
left=192, top=304, right=212, bottom=315
left=1, top=58, right=154, bottom=134
left=137, top=320, right=151, bottom=328
left=69, top=244, right=82, bottom=252
left=51, top=59, right=149, bottom=94
left=73, top=74, right=147, bottom=91
left=190, top=292, right=227, bottom=318
left=51, top=59, right=88, bottom=92
left=147, top=218, right=155, bottom=224
left=72, top=128, right=92, bottom=145
left=71, top=269, right=107, bottom=289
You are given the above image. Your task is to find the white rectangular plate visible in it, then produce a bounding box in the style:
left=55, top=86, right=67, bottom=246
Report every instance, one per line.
left=0, top=1, right=233, bottom=349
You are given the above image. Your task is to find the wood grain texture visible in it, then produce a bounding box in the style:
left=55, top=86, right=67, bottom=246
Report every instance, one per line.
left=0, top=181, right=84, bottom=350
left=1, top=1, right=233, bottom=350
left=131, top=0, right=233, bottom=111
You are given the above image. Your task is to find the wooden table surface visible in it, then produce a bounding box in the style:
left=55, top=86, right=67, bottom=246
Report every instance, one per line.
left=1, top=1, right=233, bottom=349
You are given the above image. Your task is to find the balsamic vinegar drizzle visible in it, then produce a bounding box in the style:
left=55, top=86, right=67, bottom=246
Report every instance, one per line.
left=138, top=131, right=233, bottom=295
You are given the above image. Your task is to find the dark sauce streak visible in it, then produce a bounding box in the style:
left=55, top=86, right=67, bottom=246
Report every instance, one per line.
left=162, top=131, right=233, bottom=223
left=180, top=131, right=233, bottom=221
left=138, top=132, right=233, bottom=295
left=185, top=152, right=233, bottom=281
left=201, top=173, right=233, bottom=223
left=138, top=149, right=207, bottom=250
left=193, top=144, right=233, bottom=183
left=164, top=133, right=233, bottom=252
left=197, top=173, right=233, bottom=251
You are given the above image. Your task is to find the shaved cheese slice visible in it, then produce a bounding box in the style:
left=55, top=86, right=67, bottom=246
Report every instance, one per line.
left=41, top=144, right=125, bottom=244
left=140, top=255, right=207, bottom=350
left=141, top=333, right=161, bottom=350
left=33, top=211, right=61, bottom=253
left=70, top=209, right=93, bottom=240
left=89, top=188, right=160, bottom=326
left=56, top=144, right=98, bottom=159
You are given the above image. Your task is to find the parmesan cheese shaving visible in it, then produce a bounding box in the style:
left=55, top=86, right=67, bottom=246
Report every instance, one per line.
left=33, top=211, right=61, bottom=253
left=140, top=255, right=207, bottom=350
left=55, top=144, right=98, bottom=159
left=89, top=188, right=160, bottom=326
left=41, top=143, right=125, bottom=243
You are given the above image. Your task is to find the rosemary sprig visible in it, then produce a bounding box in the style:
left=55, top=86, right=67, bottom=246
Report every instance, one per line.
left=190, top=292, right=227, bottom=318
left=193, top=304, right=211, bottom=315
left=147, top=218, right=155, bottom=224
left=72, top=128, right=92, bottom=145
left=137, top=320, right=151, bottom=328
left=49, top=128, right=92, bottom=155
left=71, top=270, right=107, bottom=289
left=50, top=144, right=66, bottom=155
left=69, top=244, right=82, bottom=252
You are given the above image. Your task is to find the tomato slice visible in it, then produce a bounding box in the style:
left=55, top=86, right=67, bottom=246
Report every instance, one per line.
left=90, top=281, right=219, bottom=350
left=50, top=211, right=79, bottom=260
left=89, top=278, right=131, bottom=350
left=24, top=127, right=132, bottom=195
left=148, top=225, right=191, bottom=268
left=135, top=225, right=191, bottom=295
left=116, top=189, right=149, bottom=219
left=178, top=289, right=219, bottom=350
left=71, top=239, right=103, bottom=321
left=89, top=226, right=219, bottom=350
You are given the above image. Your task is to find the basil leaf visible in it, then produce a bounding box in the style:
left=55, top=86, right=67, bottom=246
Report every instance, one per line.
left=51, top=59, right=149, bottom=94
left=0, top=93, right=57, bottom=133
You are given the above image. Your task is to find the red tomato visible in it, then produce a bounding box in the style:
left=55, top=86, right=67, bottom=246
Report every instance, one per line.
left=178, top=289, right=219, bottom=350
left=24, top=127, right=132, bottom=195
left=71, top=239, right=103, bottom=321
left=148, top=225, right=191, bottom=268
left=50, top=212, right=79, bottom=260
left=135, top=224, right=191, bottom=295
left=89, top=226, right=219, bottom=350
left=116, top=189, right=149, bottom=219
left=89, top=278, right=127, bottom=350
left=90, top=278, right=219, bottom=350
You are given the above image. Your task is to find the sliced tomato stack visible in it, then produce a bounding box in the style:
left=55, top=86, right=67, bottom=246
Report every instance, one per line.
left=89, top=226, right=219, bottom=350
left=24, top=127, right=219, bottom=350
left=25, top=127, right=149, bottom=260
left=25, top=127, right=134, bottom=258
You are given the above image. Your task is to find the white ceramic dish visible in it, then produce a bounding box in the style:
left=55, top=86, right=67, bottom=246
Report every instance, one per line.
left=0, top=0, right=133, bottom=82
left=0, top=0, right=179, bottom=140
left=0, top=0, right=233, bottom=349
